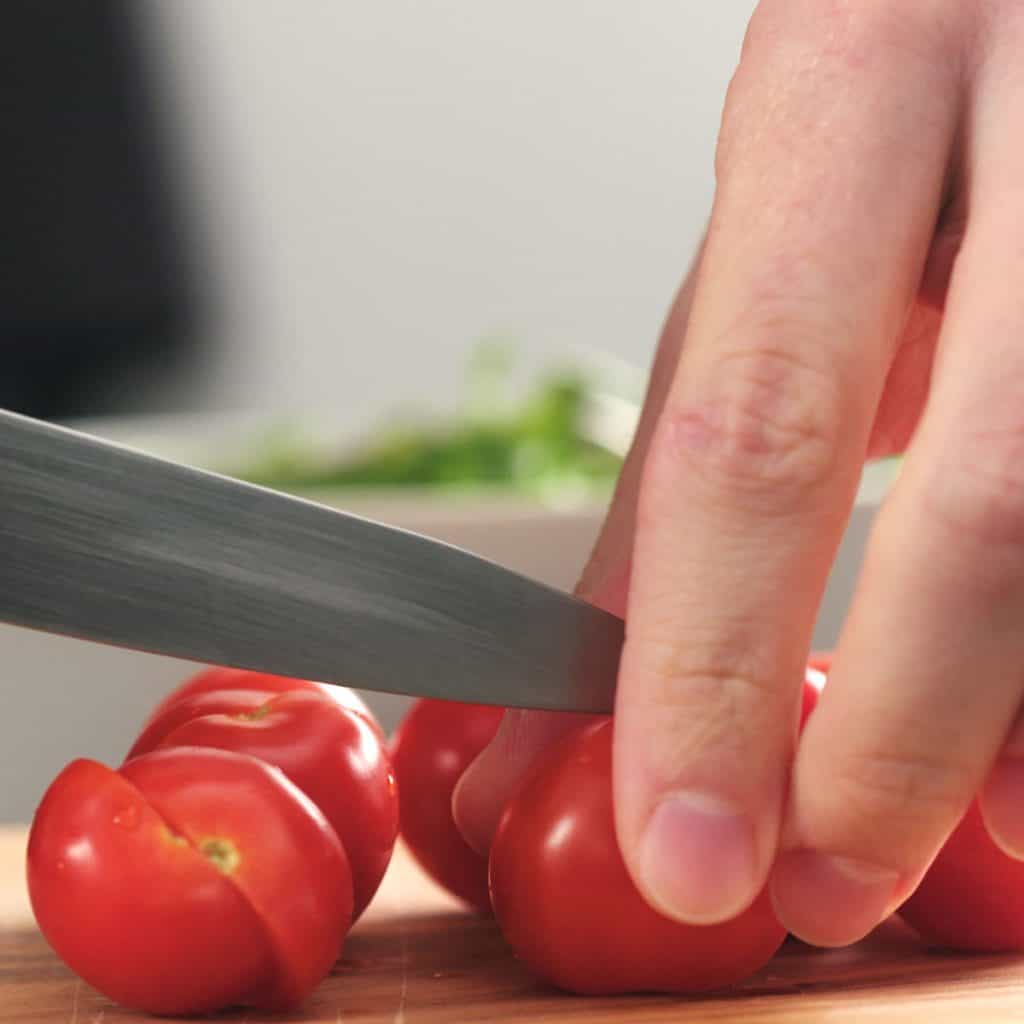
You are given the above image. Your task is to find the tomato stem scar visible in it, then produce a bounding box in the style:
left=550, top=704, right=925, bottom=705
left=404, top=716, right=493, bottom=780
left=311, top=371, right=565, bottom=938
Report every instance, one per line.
left=198, top=837, right=241, bottom=875
left=237, top=704, right=273, bottom=722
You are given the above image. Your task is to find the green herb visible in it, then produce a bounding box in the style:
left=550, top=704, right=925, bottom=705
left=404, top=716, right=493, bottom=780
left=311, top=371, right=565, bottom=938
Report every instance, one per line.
left=234, top=344, right=624, bottom=500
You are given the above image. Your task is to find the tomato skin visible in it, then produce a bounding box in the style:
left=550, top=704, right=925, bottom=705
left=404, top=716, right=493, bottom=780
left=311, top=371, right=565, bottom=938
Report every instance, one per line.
left=143, top=667, right=381, bottom=739
left=489, top=719, right=786, bottom=995
left=27, top=748, right=351, bottom=1015
left=390, top=699, right=503, bottom=912
left=127, top=688, right=284, bottom=761
left=900, top=800, right=1024, bottom=951
left=133, top=689, right=399, bottom=921
left=121, top=748, right=351, bottom=1006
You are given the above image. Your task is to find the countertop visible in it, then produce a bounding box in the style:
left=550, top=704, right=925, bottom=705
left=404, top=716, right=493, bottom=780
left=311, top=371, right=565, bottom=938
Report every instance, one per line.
left=2, top=826, right=1023, bottom=1022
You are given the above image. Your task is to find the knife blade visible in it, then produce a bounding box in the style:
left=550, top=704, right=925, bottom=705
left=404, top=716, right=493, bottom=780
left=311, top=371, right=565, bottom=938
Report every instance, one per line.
left=0, top=409, right=623, bottom=712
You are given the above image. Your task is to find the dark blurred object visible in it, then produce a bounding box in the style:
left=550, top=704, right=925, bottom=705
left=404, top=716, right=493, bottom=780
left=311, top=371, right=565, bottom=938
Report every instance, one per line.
left=0, top=0, right=202, bottom=420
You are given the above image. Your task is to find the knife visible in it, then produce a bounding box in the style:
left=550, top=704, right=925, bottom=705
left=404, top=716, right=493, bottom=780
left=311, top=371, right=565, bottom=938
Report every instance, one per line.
left=0, top=409, right=623, bottom=712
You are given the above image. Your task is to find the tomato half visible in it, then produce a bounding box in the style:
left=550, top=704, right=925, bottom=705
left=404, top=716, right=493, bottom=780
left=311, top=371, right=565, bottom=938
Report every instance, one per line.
left=899, top=800, right=1024, bottom=951
left=489, top=718, right=786, bottom=994
left=143, top=667, right=381, bottom=738
left=130, top=688, right=398, bottom=921
left=27, top=747, right=351, bottom=1015
left=390, top=699, right=503, bottom=912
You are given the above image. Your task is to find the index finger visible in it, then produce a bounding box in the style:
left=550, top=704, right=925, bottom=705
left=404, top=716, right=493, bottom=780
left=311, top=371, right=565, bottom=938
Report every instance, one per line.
left=613, top=0, right=959, bottom=925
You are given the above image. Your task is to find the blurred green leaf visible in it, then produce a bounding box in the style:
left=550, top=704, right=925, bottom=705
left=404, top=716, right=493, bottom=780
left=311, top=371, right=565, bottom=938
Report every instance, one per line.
left=235, top=344, right=624, bottom=500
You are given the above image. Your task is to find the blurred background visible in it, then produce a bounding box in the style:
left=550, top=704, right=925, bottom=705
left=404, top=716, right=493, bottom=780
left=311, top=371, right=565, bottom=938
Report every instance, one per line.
left=1, top=0, right=889, bottom=821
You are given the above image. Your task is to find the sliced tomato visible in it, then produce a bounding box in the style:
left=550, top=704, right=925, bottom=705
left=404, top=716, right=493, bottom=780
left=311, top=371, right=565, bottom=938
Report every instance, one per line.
left=28, top=748, right=351, bottom=1015
left=132, top=688, right=398, bottom=921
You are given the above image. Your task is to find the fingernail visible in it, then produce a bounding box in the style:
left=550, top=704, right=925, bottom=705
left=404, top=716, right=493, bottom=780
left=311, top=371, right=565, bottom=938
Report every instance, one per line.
left=638, top=792, right=758, bottom=925
left=771, top=849, right=901, bottom=947
left=982, top=757, right=1024, bottom=860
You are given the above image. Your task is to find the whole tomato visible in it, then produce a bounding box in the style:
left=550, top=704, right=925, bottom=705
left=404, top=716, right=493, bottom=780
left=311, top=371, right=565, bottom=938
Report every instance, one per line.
left=27, top=747, right=351, bottom=1016
left=129, top=688, right=398, bottom=922
left=899, top=800, right=1024, bottom=951
left=489, top=718, right=787, bottom=994
left=390, top=699, right=504, bottom=912
left=127, top=688, right=292, bottom=762
left=143, top=667, right=382, bottom=739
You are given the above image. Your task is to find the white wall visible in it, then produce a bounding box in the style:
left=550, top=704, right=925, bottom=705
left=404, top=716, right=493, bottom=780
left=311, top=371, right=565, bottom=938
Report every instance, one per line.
left=5, top=3, right=783, bottom=822
left=141, top=0, right=758, bottom=418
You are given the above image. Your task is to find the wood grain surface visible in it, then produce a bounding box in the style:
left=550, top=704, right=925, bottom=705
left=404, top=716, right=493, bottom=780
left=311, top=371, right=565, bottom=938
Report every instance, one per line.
left=3, top=825, right=1024, bottom=1022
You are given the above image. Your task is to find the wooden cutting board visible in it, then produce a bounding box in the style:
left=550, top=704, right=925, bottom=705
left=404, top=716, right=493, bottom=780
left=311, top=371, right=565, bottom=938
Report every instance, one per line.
left=3, top=825, right=1024, bottom=1023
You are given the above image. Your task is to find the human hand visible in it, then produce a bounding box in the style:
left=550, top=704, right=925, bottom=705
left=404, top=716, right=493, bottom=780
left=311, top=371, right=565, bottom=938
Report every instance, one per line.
left=456, top=0, right=1024, bottom=947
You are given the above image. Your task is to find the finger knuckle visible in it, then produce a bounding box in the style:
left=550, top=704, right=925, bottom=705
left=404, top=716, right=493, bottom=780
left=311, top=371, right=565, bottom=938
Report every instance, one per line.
left=831, top=744, right=974, bottom=840
left=645, top=336, right=845, bottom=513
left=633, top=650, right=788, bottom=776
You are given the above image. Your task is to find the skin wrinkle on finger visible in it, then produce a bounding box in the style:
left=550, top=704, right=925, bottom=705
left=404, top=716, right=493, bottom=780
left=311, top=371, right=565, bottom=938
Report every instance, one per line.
left=718, top=0, right=961, bottom=225
left=622, top=668, right=801, bottom=800
left=614, top=0, right=961, bottom=928
left=822, top=743, right=978, bottom=849
left=648, top=344, right=856, bottom=512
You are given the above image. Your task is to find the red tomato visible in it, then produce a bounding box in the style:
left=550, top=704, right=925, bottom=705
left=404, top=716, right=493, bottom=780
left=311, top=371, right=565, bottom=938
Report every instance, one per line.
left=143, top=667, right=382, bottom=739
left=27, top=747, right=351, bottom=1015
left=489, top=718, right=786, bottom=994
left=390, top=699, right=503, bottom=912
left=129, top=688, right=398, bottom=922
left=900, top=800, right=1024, bottom=951
left=127, top=688, right=287, bottom=762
